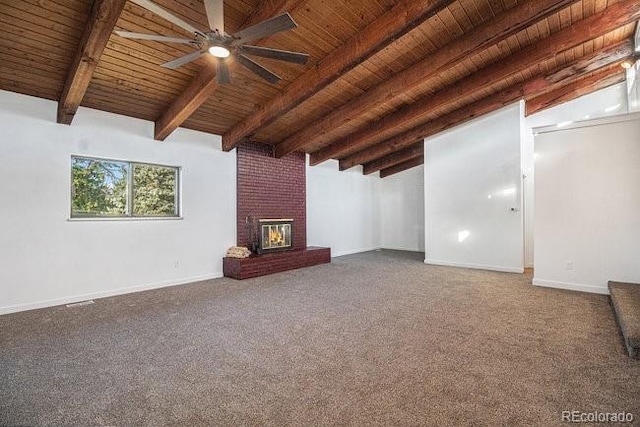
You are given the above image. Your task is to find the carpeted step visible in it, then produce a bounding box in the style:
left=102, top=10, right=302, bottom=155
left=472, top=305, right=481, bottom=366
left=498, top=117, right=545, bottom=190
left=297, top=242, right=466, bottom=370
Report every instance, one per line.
left=608, top=281, right=640, bottom=359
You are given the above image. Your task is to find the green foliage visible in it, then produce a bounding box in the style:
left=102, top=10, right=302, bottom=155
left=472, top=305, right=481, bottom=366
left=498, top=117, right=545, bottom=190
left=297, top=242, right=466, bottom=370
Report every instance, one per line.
left=72, top=158, right=127, bottom=216
left=133, top=164, right=176, bottom=216
left=71, top=157, right=178, bottom=217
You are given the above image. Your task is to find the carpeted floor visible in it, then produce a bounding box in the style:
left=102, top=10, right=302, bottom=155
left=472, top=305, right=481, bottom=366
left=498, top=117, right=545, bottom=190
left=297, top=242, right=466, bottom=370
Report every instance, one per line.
left=1, top=250, right=638, bottom=426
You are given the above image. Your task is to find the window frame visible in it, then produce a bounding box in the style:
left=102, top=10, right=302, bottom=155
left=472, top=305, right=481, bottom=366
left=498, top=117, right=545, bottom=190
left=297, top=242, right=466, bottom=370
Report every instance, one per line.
left=70, top=155, right=182, bottom=220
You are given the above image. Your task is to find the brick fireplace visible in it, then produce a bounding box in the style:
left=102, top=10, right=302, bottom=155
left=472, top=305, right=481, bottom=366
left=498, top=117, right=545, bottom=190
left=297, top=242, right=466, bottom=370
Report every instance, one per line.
left=223, top=141, right=330, bottom=279
left=236, top=142, right=306, bottom=250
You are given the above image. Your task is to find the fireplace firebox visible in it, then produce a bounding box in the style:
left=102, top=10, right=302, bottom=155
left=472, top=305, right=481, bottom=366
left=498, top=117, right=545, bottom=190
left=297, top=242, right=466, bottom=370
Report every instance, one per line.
left=255, top=218, right=293, bottom=254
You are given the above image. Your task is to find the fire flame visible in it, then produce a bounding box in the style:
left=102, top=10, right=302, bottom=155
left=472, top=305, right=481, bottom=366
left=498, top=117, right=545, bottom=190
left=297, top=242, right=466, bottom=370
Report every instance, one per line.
left=269, top=227, right=284, bottom=245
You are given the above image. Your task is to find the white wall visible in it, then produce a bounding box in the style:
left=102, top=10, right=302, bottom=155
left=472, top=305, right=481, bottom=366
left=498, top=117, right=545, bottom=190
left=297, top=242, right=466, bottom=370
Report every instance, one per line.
left=379, top=165, right=424, bottom=252
left=528, top=83, right=629, bottom=129
left=0, top=91, right=236, bottom=314
left=523, top=82, right=630, bottom=267
left=424, top=102, right=524, bottom=273
left=533, top=113, right=640, bottom=294
left=307, top=159, right=381, bottom=256
left=627, top=62, right=639, bottom=113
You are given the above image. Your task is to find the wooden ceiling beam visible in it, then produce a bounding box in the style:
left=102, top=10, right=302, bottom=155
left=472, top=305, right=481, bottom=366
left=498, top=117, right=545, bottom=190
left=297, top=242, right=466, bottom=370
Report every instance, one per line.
left=154, top=62, right=218, bottom=141
left=340, top=39, right=635, bottom=170
left=310, top=0, right=640, bottom=167
left=521, top=39, right=634, bottom=96
left=379, top=155, right=424, bottom=178
left=274, top=0, right=579, bottom=158
left=376, top=69, right=625, bottom=179
left=221, top=0, right=455, bottom=151
left=342, top=87, right=525, bottom=171
left=362, top=141, right=423, bottom=175
left=526, top=65, right=626, bottom=116
left=154, top=0, right=305, bottom=141
left=57, top=0, right=126, bottom=125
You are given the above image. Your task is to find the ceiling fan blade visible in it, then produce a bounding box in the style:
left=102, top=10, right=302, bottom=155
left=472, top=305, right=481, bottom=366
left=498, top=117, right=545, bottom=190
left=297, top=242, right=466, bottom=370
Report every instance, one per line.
left=203, top=0, right=224, bottom=33
left=114, top=31, right=196, bottom=45
left=241, top=45, right=309, bottom=64
left=130, top=0, right=204, bottom=36
left=237, top=54, right=281, bottom=84
left=216, top=58, right=230, bottom=84
left=161, top=50, right=205, bottom=69
left=232, top=13, right=297, bottom=44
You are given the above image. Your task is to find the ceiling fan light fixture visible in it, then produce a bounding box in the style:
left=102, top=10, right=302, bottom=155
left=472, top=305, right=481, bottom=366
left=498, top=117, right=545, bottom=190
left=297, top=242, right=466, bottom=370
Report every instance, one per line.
left=117, top=0, right=306, bottom=84
left=209, top=45, right=230, bottom=58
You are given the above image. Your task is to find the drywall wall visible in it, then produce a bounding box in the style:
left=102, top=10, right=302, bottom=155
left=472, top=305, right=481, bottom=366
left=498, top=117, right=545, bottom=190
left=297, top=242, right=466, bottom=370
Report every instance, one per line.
left=523, top=82, right=629, bottom=267
left=307, top=159, right=381, bottom=257
left=424, top=102, right=524, bottom=273
left=526, top=82, right=629, bottom=129
left=379, top=165, right=425, bottom=252
left=627, top=62, right=639, bottom=112
left=533, top=113, right=640, bottom=294
left=0, top=90, right=236, bottom=314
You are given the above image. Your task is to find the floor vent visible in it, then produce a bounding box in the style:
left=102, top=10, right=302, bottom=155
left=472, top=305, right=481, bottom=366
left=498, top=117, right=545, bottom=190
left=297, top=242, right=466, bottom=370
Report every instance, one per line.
left=66, top=300, right=95, bottom=308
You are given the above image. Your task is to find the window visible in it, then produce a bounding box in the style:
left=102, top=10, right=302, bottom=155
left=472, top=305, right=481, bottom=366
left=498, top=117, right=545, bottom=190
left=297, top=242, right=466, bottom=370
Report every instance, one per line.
left=71, top=156, right=180, bottom=218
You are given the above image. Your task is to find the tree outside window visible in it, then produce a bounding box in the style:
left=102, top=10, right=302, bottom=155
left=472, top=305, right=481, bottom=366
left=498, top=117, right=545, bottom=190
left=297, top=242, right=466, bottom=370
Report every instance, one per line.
left=71, top=156, right=180, bottom=218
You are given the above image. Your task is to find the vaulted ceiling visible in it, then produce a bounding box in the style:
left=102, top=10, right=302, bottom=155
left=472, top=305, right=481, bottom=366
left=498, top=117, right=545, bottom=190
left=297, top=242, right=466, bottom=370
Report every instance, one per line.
left=1, top=0, right=638, bottom=177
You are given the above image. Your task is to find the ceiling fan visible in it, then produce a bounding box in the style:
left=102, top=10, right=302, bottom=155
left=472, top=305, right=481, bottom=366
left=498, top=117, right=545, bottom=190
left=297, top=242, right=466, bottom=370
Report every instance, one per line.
left=115, top=0, right=310, bottom=84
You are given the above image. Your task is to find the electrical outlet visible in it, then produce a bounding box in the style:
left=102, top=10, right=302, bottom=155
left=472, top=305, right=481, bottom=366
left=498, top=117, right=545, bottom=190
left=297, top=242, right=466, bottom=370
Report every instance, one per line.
left=566, top=261, right=573, bottom=270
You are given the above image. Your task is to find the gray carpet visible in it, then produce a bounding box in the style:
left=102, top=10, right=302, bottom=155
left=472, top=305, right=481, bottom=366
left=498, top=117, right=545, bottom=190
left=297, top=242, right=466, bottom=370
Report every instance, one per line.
left=1, top=250, right=638, bottom=426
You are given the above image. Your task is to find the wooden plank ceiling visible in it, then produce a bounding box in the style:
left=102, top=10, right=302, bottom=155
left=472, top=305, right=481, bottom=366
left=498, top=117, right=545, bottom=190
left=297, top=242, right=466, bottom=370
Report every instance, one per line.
left=0, top=0, right=638, bottom=177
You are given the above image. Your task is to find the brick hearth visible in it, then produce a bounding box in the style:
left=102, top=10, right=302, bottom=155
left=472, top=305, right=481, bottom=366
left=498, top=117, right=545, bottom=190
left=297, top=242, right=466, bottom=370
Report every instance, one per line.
left=223, top=247, right=331, bottom=280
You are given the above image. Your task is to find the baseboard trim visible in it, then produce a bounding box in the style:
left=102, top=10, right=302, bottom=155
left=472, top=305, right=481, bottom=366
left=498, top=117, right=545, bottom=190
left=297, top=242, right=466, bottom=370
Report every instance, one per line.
left=332, top=247, right=381, bottom=257
left=424, top=259, right=524, bottom=274
left=532, top=278, right=609, bottom=295
left=0, top=272, right=223, bottom=316
left=381, top=246, right=424, bottom=252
